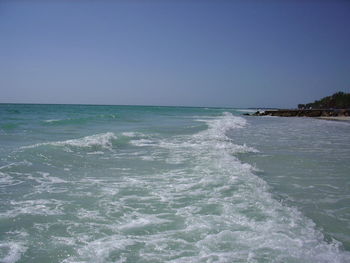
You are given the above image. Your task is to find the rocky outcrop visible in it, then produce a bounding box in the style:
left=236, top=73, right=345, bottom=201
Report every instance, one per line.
left=251, top=109, right=350, bottom=117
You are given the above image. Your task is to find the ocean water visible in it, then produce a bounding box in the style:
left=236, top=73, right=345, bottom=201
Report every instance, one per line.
left=0, top=104, right=349, bottom=263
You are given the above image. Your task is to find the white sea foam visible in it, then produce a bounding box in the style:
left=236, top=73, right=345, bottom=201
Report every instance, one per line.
left=44, top=119, right=61, bottom=123
left=123, top=132, right=159, bottom=148
left=36, top=171, right=67, bottom=183
left=0, top=160, right=32, bottom=171
left=108, top=167, right=132, bottom=171
left=129, top=139, right=155, bottom=147
left=3, top=111, right=350, bottom=262
left=122, top=131, right=151, bottom=138
left=76, top=208, right=104, bottom=220
left=48, top=132, right=116, bottom=149
left=121, top=132, right=139, bottom=137
left=0, top=242, right=27, bottom=263
left=119, top=215, right=171, bottom=230
left=21, top=132, right=117, bottom=150
left=157, top=113, right=258, bottom=156
left=140, top=156, right=154, bottom=161
left=87, top=151, right=105, bottom=155
left=128, top=112, right=349, bottom=262
left=62, top=236, right=136, bottom=263
left=0, top=172, right=16, bottom=187
left=1, top=199, right=65, bottom=218
left=23, top=171, right=68, bottom=195
left=198, top=112, right=247, bottom=137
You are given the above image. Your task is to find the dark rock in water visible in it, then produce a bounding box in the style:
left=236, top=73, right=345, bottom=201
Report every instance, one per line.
left=247, top=109, right=350, bottom=118
left=244, top=92, right=350, bottom=118
left=251, top=111, right=267, bottom=116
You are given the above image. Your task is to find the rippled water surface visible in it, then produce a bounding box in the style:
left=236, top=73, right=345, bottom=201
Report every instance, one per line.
left=0, top=104, right=349, bottom=263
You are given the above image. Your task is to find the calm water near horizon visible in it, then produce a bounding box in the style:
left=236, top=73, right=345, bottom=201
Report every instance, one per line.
left=0, top=104, right=349, bottom=263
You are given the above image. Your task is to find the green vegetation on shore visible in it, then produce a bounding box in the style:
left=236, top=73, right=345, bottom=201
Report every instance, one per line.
left=298, top=92, right=350, bottom=109
left=250, top=91, right=350, bottom=117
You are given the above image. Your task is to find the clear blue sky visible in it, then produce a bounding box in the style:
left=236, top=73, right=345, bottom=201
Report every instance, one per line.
left=1, top=1, right=349, bottom=107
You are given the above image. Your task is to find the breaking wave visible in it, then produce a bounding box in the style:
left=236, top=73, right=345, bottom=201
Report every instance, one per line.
left=2, top=110, right=350, bottom=263
left=21, top=132, right=117, bottom=150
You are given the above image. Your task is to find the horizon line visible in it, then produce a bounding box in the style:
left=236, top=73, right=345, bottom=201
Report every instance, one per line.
left=0, top=102, right=272, bottom=109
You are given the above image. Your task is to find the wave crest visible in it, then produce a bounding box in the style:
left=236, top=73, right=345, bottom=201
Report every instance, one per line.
left=194, top=112, right=257, bottom=154
left=22, top=132, right=117, bottom=150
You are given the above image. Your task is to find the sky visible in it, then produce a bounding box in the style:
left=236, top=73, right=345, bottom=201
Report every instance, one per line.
left=0, top=0, right=349, bottom=108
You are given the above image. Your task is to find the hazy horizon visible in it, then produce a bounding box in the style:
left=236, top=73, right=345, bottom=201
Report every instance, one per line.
left=1, top=1, right=349, bottom=108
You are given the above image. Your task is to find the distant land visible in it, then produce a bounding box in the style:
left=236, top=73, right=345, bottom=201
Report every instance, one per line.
left=249, top=92, right=350, bottom=119
left=298, top=91, right=350, bottom=110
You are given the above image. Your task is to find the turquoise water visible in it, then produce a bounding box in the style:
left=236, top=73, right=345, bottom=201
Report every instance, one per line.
left=0, top=104, right=349, bottom=263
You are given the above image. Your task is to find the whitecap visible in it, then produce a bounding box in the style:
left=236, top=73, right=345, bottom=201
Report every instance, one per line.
left=121, top=132, right=138, bottom=137
left=0, top=172, right=16, bottom=187
left=129, top=139, right=155, bottom=147
left=87, top=151, right=105, bottom=155
left=62, top=236, right=136, bottom=263
left=21, top=132, right=117, bottom=150
left=0, top=242, right=27, bottom=263
left=0, top=160, right=33, bottom=171
left=1, top=199, right=65, bottom=218
left=43, top=119, right=61, bottom=123
left=119, top=215, right=171, bottom=230
left=140, top=156, right=154, bottom=161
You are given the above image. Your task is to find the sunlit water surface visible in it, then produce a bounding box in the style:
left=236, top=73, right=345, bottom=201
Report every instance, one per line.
left=0, top=104, right=349, bottom=263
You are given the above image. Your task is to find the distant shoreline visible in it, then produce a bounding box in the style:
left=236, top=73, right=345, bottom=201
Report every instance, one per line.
left=245, top=109, right=350, bottom=120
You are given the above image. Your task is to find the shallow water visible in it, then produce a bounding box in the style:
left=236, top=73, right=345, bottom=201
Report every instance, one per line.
left=0, top=104, right=349, bottom=262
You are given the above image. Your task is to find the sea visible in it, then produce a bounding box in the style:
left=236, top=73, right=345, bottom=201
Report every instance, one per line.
left=0, top=104, right=349, bottom=263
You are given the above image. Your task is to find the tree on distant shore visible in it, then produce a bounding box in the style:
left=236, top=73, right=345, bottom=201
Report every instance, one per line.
left=298, top=91, right=350, bottom=109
